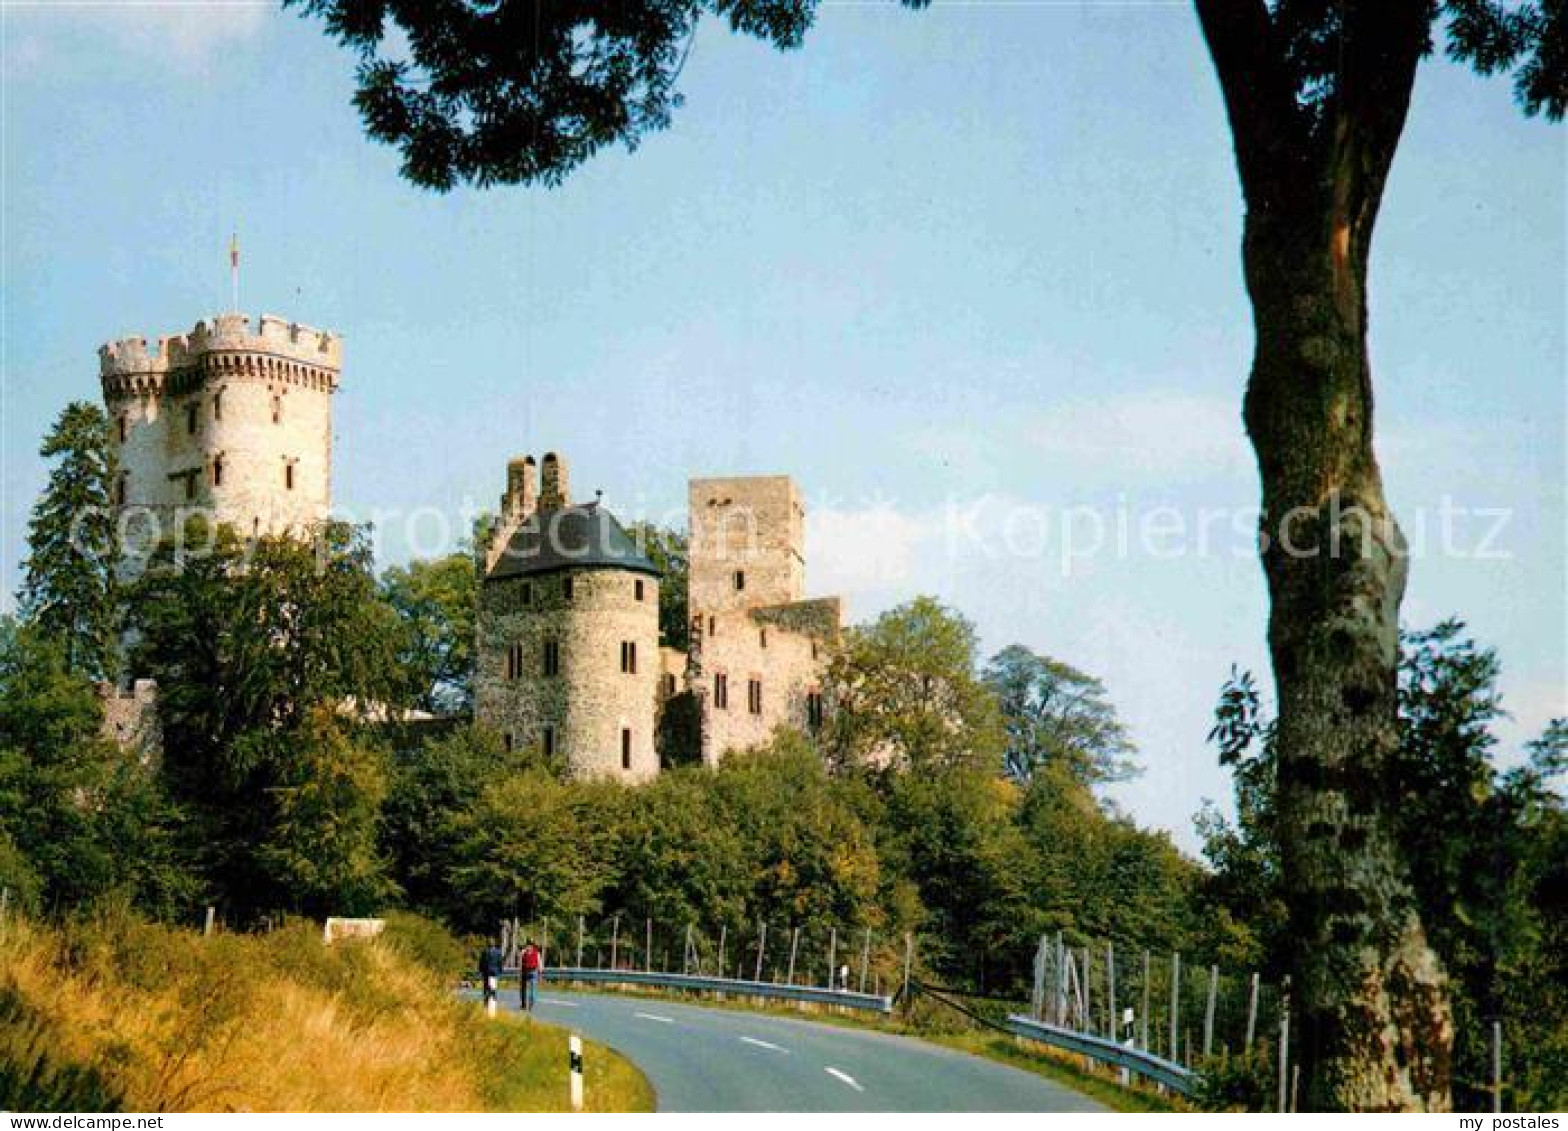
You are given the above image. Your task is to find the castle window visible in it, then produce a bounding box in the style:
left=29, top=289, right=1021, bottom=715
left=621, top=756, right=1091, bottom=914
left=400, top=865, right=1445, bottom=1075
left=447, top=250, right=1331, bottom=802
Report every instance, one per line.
left=521, top=582, right=532, bottom=607
left=542, top=726, right=556, bottom=760
left=542, top=639, right=561, bottom=677
left=502, top=732, right=514, bottom=753
left=734, top=569, right=745, bottom=592
left=635, top=579, right=645, bottom=601
left=811, top=641, right=819, bottom=661
left=708, top=616, right=716, bottom=637
left=714, top=673, right=729, bottom=710
left=183, top=472, right=196, bottom=501
left=212, top=456, right=224, bottom=488
left=506, top=643, right=524, bottom=681
left=284, top=463, right=295, bottom=491
left=563, top=576, right=574, bottom=602
left=620, top=641, right=638, bottom=674
left=662, top=673, right=677, bottom=698
left=116, top=415, right=126, bottom=443
left=760, top=628, right=768, bottom=649
left=186, top=404, right=198, bottom=435
left=271, top=394, right=282, bottom=424
left=748, top=679, right=763, bottom=716
left=213, top=391, right=223, bottom=420
left=621, top=728, right=632, bottom=771
left=807, top=692, right=825, bottom=732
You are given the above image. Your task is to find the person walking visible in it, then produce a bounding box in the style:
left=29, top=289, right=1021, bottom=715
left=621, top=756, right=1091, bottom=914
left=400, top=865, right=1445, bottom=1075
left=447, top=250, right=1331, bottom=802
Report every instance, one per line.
left=478, top=940, right=505, bottom=1016
left=519, top=938, right=544, bottom=1012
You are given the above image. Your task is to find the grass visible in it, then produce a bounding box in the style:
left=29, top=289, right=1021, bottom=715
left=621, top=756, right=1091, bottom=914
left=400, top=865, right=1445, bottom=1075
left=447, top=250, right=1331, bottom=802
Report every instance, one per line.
left=0, top=907, right=652, bottom=1112
left=537, top=977, right=1183, bottom=1112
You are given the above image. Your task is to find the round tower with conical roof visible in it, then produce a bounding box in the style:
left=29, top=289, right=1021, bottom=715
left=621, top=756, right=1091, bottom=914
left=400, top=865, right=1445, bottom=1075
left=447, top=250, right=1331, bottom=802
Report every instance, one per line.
left=475, top=452, right=662, bottom=781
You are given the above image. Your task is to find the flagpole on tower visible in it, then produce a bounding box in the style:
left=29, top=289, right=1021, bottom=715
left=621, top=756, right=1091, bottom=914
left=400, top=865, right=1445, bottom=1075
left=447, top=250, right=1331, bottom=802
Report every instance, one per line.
left=229, top=230, right=240, bottom=313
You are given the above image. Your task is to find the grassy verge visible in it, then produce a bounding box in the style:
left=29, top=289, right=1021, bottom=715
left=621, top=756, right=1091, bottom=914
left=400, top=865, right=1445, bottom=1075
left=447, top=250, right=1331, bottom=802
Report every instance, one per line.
left=538, top=978, right=1182, bottom=1112
left=0, top=907, right=652, bottom=1112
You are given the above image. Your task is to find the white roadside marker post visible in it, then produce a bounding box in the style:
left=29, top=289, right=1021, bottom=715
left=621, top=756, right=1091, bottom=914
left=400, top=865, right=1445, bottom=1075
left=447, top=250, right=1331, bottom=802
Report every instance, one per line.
left=569, top=1033, right=584, bottom=1111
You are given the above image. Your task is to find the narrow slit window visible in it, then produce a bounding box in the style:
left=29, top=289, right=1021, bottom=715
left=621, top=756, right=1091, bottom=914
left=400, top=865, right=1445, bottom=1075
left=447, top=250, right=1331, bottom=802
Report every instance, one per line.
left=734, top=569, right=745, bottom=592
left=621, top=728, right=632, bottom=770
left=186, top=404, right=198, bottom=435
left=635, top=579, right=645, bottom=601
left=542, top=726, right=556, bottom=760
left=714, top=673, right=729, bottom=710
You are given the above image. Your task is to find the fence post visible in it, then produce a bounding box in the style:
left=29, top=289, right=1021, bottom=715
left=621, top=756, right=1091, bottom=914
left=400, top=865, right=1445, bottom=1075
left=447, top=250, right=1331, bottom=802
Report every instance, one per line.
left=684, top=923, right=694, bottom=975
left=645, top=918, right=653, bottom=973
left=1083, top=948, right=1093, bottom=1036
left=1245, top=970, right=1259, bottom=1049
left=1492, top=1017, right=1503, bottom=1114
left=610, top=916, right=620, bottom=971
left=1203, top=964, right=1219, bottom=1058
left=577, top=915, right=585, bottom=968
left=901, top=932, right=914, bottom=1006
left=1278, top=977, right=1291, bottom=1113
left=754, top=921, right=767, bottom=982
left=1169, top=952, right=1181, bottom=1062
left=786, top=926, right=799, bottom=985
left=718, top=923, right=727, bottom=979
left=568, top=1033, right=584, bottom=1111
left=204, top=905, right=216, bottom=938
left=1106, top=942, right=1117, bottom=1040
left=1055, top=933, right=1067, bottom=1026
left=827, top=927, right=837, bottom=990
left=1140, top=950, right=1151, bottom=1050
left=542, top=917, right=551, bottom=967
left=1031, top=934, right=1048, bottom=1020
left=859, top=928, right=871, bottom=994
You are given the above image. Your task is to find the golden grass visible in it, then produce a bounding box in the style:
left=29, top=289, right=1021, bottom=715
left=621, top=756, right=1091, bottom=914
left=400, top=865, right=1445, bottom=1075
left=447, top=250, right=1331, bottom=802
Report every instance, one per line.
left=0, top=909, right=652, bottom=1113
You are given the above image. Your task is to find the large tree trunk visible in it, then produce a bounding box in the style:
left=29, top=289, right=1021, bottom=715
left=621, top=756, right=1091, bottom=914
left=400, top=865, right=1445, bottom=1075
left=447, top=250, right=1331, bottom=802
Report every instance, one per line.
left=1195, top=0, right=1455, bottom=1107
left=1242, top=203, right=1453, bottom=1110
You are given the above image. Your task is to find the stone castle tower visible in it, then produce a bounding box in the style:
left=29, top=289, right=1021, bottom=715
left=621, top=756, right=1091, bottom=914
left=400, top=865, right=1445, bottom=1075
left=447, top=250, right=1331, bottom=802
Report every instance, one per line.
left=475, top=456, right=839, bottom=778
left=474, top=453, right=664, bottom=781
left=99, top=312, right=341, bottom=548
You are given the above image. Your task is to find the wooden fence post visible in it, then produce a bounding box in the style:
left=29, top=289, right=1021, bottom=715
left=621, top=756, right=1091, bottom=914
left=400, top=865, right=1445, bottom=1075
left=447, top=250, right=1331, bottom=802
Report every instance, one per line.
left=786, top=925, right=799, bottom=985
left=576, top=915, right=585, bottom=968
left=1141, top=950, right=1151, bottom=1050
left=1203, top=964, right=1219, bottom=1058
left=1278, top=977, right=1291, bottom=1113
left=1169, top=952, right=1181, bottom=1062
left=1492, top=1018, right=1503, bottom=1114
left=1106, top=942, right=1117, bottom=1040
left=645, top=918, right=653, bottom=973
left=827, top=927, right=837, bottom=989
left=1245, top=970, right=1259, bottom=1049
left=754, top=921, right=767, bottom=982
left=204, top=905, right=215, bottom=937
left=718, top=923, right=727, bottom=979
left=610, top=916, right=620, bottom=971
left=901, top=933, right=914, bottom=1006
left=859, top=928, right=871, bottom=994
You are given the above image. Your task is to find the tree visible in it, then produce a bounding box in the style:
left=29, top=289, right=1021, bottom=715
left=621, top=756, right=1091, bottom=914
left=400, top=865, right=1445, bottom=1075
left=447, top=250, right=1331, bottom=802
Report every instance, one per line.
left=296, top=0, right=1564, bottom=1106
left=627, top=523, right=689, bottom=650
left=0, top=619, right=191, bottom=917
left=821, top=597, right=1004, bottom=773
left=128, top=520, right=405, bottom=917
left=381, top=552, right=477, bottom=714
left=1200, top=632, right=1568, bottom=1111
left=19, top=402, right=118, bottom=681
left=982, top=645, right=1136, bottom=787
left=1191, top=3, right=1562, bottom=1108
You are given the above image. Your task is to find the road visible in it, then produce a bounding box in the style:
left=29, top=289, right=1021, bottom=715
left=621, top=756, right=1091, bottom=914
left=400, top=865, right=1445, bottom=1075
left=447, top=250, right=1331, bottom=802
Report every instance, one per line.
left=506, top=989, right=1107, bottom=1112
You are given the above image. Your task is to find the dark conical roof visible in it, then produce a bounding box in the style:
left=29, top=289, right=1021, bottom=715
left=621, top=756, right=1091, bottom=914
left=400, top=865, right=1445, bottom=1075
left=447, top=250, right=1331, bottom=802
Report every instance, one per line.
left=485, top=503, right=660, bottom=581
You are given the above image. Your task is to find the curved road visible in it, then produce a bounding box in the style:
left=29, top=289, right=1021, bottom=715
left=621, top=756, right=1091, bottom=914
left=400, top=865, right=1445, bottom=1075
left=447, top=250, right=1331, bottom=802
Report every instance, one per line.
left=510, top=990, right=1105, bottom=1112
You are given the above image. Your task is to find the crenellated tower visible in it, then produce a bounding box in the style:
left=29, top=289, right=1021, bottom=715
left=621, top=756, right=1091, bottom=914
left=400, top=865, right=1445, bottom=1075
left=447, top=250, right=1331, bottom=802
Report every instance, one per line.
left=99, top=312, right=341, bottom=555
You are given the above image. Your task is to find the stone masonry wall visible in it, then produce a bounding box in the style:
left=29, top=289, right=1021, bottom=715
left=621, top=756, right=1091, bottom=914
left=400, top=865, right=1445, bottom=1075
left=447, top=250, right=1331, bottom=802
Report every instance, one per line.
left=476, top=568, right=661, bottom=782
left=688, top=476, right=804, bottom=614
left=694, top=602, right=831, bottom=766
left=101, top=313, right=338, bottom=555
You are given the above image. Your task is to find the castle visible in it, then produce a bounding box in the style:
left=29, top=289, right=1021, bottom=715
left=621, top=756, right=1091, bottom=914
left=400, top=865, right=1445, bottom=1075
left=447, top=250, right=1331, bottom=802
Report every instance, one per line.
left=100, top=310, right=839, bottom=777
left=100, top=312, right=341, bottom=547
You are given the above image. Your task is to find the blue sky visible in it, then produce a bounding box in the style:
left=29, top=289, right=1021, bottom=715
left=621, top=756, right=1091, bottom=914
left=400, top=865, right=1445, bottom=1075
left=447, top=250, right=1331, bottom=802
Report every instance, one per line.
left=3, top=1, right=1563, bottom=848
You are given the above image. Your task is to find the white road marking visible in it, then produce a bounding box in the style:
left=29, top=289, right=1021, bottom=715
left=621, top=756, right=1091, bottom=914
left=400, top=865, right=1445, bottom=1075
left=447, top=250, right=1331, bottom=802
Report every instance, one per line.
left=635, top=1011, right=676, bottom=1024
left=825, top=1067, right=864, bottom=1092
left=739, top=1036, right=789, bottom=1053
left=539, top=998, right=579, bottom=1007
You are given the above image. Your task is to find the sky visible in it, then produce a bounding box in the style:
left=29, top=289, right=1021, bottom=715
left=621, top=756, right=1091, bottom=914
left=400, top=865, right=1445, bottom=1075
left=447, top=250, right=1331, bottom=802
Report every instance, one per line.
left=3, top=0, right=1563, bottom=850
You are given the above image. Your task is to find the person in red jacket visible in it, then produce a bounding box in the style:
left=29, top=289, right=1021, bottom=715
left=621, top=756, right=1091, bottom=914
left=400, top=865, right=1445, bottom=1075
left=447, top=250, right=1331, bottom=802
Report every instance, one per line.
left=519, top=939, right=544, bottom=1011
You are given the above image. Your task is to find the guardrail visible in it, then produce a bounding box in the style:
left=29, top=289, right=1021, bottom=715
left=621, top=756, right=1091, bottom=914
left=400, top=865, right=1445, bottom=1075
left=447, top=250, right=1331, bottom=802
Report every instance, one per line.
left=1003, top=1014, right=1197, bottom=1096
left=540, top=966, right=894, bottom=1015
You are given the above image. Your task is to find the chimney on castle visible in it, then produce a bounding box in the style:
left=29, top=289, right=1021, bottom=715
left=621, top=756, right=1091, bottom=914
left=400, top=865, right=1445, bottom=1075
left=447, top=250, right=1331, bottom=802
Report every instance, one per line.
left=539, top=452, right=570, bottom=509
left=503, top=455, right=537, bottom=523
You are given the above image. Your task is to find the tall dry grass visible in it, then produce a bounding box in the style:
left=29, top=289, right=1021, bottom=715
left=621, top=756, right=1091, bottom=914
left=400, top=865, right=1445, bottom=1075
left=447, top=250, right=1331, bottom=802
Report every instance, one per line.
left=0, top=907, right=651, bottom=1112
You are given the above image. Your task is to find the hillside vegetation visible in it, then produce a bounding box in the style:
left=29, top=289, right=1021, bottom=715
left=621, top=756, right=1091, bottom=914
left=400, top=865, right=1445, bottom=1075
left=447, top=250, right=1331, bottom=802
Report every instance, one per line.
left=0, top=908, right=651, bottom=1112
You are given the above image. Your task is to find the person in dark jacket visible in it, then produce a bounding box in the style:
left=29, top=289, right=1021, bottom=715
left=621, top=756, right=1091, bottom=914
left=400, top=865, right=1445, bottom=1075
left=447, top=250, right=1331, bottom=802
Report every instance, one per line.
left=478, top=941, right=505, bottom=1011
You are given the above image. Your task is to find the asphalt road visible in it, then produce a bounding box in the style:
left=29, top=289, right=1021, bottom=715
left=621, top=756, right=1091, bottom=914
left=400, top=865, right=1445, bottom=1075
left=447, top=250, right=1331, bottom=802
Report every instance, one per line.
left=506, top=989, right=1107, bottom=1112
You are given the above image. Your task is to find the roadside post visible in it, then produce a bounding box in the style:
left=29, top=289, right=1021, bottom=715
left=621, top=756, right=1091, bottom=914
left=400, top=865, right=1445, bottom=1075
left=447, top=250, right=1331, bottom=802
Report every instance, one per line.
left=569, top=1033, right=584, bottom=1111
